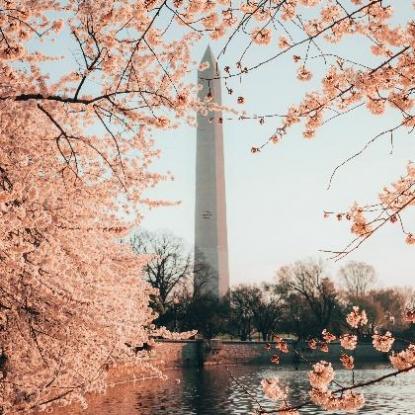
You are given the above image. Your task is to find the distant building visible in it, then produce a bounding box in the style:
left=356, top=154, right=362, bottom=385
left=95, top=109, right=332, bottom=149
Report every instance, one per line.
left=194, top=46, right=230, bottom=298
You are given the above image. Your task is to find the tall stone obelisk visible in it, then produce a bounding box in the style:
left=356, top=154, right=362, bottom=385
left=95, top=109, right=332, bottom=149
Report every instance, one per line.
left=194, top=46, right=230, bottom=298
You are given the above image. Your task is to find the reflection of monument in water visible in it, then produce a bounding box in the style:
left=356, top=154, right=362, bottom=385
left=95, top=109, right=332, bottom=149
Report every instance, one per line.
left=194, top=46, right=230, bottom=298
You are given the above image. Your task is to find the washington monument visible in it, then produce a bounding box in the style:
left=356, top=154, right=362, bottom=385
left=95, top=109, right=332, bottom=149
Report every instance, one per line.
left=194, top=46, right=230, bottom=298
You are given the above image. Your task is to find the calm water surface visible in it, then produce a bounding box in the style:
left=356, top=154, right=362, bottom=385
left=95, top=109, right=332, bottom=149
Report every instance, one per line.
left=62, top=364, right=415, bottom=415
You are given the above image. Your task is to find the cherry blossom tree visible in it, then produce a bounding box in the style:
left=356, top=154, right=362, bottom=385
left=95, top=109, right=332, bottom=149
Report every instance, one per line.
left=2, top=0, right=415, bottom=413
left=0, top=1, right=201, bottom=412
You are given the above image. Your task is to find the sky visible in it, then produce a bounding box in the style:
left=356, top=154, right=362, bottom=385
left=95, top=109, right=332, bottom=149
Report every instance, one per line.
left=40, top=4, right=414, bottom=288
left=139, top=16, right=415, bottom=288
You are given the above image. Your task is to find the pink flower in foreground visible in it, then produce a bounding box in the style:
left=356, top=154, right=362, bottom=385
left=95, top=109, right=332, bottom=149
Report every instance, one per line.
left=403, top=308, right=415, bottom=324
left=308, top=338, right=318, bottom=350
left=308, top=361, right=334, bottom=391
left=390, top=344, right=415, bottom=370
left=322, top=329, right=336, bottom=343
left=338, top=391, right=365, bottom=413
left=346, top=306, right=368, bottom=328
left=320, top=342, right=329, bottom=353
left=372, top=331, right=395, bottom=353
left=274, top=336, right=289, bottom=353
left=340, top=354, right=354, bottom=370
left=271, top=354, right=280, bottom=364
left=297, top=67, right=312, bottom=81
left=340, top=334, right=358, bottom=350
left=310, top=388, right=333, bottom=408
left=278, top=36, right=290, bottom=49
left=406, top=233, right=415, bottom=245
left=278, top=406, right=299, bottom=415
left=251, top=28, right=272, bottom=45
left=261, top=377, right=287, bottom=400
left=52, top=19, right=64, bottom=33
left=310, top=389, right=365, bottom=413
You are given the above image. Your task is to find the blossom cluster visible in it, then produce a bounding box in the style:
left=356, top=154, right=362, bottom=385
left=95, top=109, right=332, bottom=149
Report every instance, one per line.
left=0, top=0, right=203, bottom=412
left=340, top=334, right=358, bottom=351
left=310, top=389, right=365, bottom=413
left=308, top=361, right=365, bottom=413
left=308, top=361, right=335, bottom=391
left=372, top=332, right=395, bottom=353
left=274, top=335, right=289, bottom=353
left=346, top=306, right=368, bottom=329
left=218, top=0, right=415, bottom=248
left=260, top=304, right=415, bottom=414
left=404, top=308, right=415, bottom=324
left=340, top=354, right=354, bottom=370
left=390, top=344, right=415, bottom=370
left=261, top=377, right=288, bottom=401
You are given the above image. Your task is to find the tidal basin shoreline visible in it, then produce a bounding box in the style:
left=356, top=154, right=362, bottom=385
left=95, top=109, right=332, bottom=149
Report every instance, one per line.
left=148, top=339, right=400, bottom=368
left=46, top=363, right=415, bottom=415
left=39, top=340, right=410, bottom=415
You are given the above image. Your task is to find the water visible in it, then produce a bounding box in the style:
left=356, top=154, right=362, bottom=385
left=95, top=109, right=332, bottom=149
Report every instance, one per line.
left=57, top=364, right=415, bottom=415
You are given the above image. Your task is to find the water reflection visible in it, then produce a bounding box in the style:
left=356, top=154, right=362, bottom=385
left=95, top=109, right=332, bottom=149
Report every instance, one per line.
left=56, top=364, right=415, bottom=415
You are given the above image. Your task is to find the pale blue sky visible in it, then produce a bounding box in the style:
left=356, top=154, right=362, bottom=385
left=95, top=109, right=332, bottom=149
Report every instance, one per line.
left=140, top=32, right=415, bottom=288
left=39, top=5, right=414, bottom=287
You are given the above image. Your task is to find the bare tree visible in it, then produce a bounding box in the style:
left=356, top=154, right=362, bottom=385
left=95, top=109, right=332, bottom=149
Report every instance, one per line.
left=192, top=252, right=218, bottom=299
left=230, top=285, right=261, bottom=341
left=131, top=231, right=192, bottom=310
left=230, top=284, right=282, bottom=341
left=275, top=258, right=338, bottom=334
left=252, top=284, right=283, bottom=341
left=338, top=261, right=377, bottom=299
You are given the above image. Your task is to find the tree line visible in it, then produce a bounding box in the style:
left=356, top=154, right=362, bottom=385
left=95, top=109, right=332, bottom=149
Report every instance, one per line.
left=132, top=231, right=415, bottom=341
